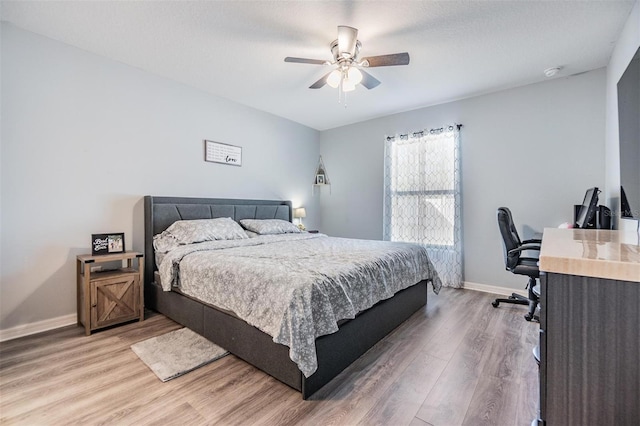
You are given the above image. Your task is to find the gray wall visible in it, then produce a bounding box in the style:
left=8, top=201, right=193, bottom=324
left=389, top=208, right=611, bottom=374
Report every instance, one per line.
left=0, top=24, right=320, bottom=332
left=319, top=69, right=606, bottom=291
left=605, top=0, right=640, bottom=225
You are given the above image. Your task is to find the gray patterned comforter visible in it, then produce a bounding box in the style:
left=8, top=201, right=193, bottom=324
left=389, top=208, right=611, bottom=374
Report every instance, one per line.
left=157, top=233, right=441, bottom=377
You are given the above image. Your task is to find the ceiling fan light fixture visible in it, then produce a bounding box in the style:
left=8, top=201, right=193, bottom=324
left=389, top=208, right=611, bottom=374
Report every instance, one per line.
left=342, top=77, right=356, bottom=92
left=327, top=70, right=341, bottom=88
left=347, top=67, right=363, bottom=85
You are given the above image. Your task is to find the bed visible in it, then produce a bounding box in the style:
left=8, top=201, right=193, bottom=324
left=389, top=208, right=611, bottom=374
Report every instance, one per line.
left=144, top=196, right=441, bottom=399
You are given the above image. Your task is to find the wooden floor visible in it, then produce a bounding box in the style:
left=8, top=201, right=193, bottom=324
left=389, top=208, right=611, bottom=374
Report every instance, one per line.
left=0, top=288, right=539, bottom=425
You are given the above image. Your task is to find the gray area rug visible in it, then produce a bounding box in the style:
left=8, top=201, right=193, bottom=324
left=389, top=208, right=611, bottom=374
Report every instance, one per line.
left=131, top=327, right=229, bottom=382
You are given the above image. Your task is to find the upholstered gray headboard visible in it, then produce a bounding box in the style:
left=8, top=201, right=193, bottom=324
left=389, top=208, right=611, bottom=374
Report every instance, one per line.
left=144, top=196, right=292, bottom=286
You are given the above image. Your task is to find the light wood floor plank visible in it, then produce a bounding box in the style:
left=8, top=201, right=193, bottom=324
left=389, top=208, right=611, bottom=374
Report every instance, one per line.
left=415, top=327, right=495, bottom=425
left=0, top=288, right=539, bottom=425
left=357, top=352, right=448, bottom=425
left=461, top=375, right=522, bottom=426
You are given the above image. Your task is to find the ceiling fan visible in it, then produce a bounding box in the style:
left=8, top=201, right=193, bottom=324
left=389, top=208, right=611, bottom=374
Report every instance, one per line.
left=285, top=26, right=410, bottom=96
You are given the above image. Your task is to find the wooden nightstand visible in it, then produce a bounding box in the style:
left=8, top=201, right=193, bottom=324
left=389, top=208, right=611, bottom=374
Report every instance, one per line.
left=76, top=251, right=144, bottom=335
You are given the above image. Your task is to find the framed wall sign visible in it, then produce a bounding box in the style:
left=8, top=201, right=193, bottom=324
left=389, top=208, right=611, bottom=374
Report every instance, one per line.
left=204, top=140, right=242, bottom=166
left=91, top=233, right=125, bottom=255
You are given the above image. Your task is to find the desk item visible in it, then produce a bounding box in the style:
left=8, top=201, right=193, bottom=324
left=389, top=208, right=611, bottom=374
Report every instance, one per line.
left=538, top=228, right=640, bottom=424
left=573, top=202, right=612, bottom=229
left=492, top=207, right=541, bottom=322
left=574, top=187, right=599, bottom=229
left=597, top=205, right=612, bottom=229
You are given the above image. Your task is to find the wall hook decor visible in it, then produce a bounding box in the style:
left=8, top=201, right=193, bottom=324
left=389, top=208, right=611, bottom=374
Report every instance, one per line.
left=312, top=156, right=331, bottom=195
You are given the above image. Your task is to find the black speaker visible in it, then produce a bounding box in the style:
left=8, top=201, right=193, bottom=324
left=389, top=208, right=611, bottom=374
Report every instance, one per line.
left=598, top=205, right=612, bottom=230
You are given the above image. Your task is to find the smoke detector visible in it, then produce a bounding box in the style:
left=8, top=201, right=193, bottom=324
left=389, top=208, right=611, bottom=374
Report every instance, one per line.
left=544, top=67, right=562, bottom=77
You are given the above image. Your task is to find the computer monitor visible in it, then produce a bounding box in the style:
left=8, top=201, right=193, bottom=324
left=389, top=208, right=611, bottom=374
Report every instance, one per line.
left=575, top=187, right=600, bottom=229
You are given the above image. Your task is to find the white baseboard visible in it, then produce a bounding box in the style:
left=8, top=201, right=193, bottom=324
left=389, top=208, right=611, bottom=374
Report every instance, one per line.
left=0, top=314, right=77, bottom=342
left=463, top=281, right=526, bottom=298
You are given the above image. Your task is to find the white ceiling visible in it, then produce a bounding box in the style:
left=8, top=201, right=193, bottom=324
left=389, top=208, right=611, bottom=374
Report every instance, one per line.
left=1, top=1, right=636, bottom=130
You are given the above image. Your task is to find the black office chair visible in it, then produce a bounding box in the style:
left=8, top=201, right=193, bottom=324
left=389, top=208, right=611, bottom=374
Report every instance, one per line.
left=492, top=207, right=541, bottom=322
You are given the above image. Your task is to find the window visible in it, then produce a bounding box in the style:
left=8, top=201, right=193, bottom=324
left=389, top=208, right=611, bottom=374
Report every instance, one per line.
left=383, top=125, right=462, bottom=287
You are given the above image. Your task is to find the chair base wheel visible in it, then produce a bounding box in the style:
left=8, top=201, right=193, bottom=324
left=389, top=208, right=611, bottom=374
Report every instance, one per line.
left=492, top=301, right=499, bottom=308
left=524, top=313, right=540, bottom=323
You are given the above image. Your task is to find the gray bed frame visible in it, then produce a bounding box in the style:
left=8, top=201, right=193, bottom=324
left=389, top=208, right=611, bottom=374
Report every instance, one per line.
left=144, top=195, right=428, bottom=399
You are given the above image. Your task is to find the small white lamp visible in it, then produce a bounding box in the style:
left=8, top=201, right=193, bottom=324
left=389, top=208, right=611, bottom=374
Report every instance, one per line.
left=293, top=207, right=307, bottom=231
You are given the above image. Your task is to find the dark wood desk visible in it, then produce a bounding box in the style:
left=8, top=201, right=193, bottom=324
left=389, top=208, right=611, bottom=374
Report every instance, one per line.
left=538, top=229, right=640, bottom=425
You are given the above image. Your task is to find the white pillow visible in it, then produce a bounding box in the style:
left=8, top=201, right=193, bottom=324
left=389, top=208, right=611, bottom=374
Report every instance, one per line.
left=239, top=219, right=302, bottom=235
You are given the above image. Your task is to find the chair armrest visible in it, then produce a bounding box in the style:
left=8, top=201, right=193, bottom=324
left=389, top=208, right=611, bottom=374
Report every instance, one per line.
left=523, top=238, right=542, bottom=244
left=508, top=243, right=541, bottom=256
left=520, top=242, right=541, bottom=251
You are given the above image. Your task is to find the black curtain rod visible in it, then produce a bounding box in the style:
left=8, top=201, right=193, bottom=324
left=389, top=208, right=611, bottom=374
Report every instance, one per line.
left=386, top=124, right=463, bottom=141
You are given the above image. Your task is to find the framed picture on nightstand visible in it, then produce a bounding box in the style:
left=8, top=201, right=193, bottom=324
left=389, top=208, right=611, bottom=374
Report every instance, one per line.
left=91, top=233, right=125, bottom=255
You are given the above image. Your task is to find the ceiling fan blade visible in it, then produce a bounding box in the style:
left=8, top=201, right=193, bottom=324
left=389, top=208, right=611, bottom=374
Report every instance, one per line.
left=285, top=57, right=327, bottom=65
left=360, top=69, right=381, bottom=89
left=362, top=52, right=410, bottom=67
left=309, top=72, right=332, bottom=89
left=337, top=26, right=358, bottom=58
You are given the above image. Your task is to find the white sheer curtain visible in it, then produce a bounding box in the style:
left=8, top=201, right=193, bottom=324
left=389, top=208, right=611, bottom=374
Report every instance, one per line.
left=383, top=125, right=463, bottom=288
